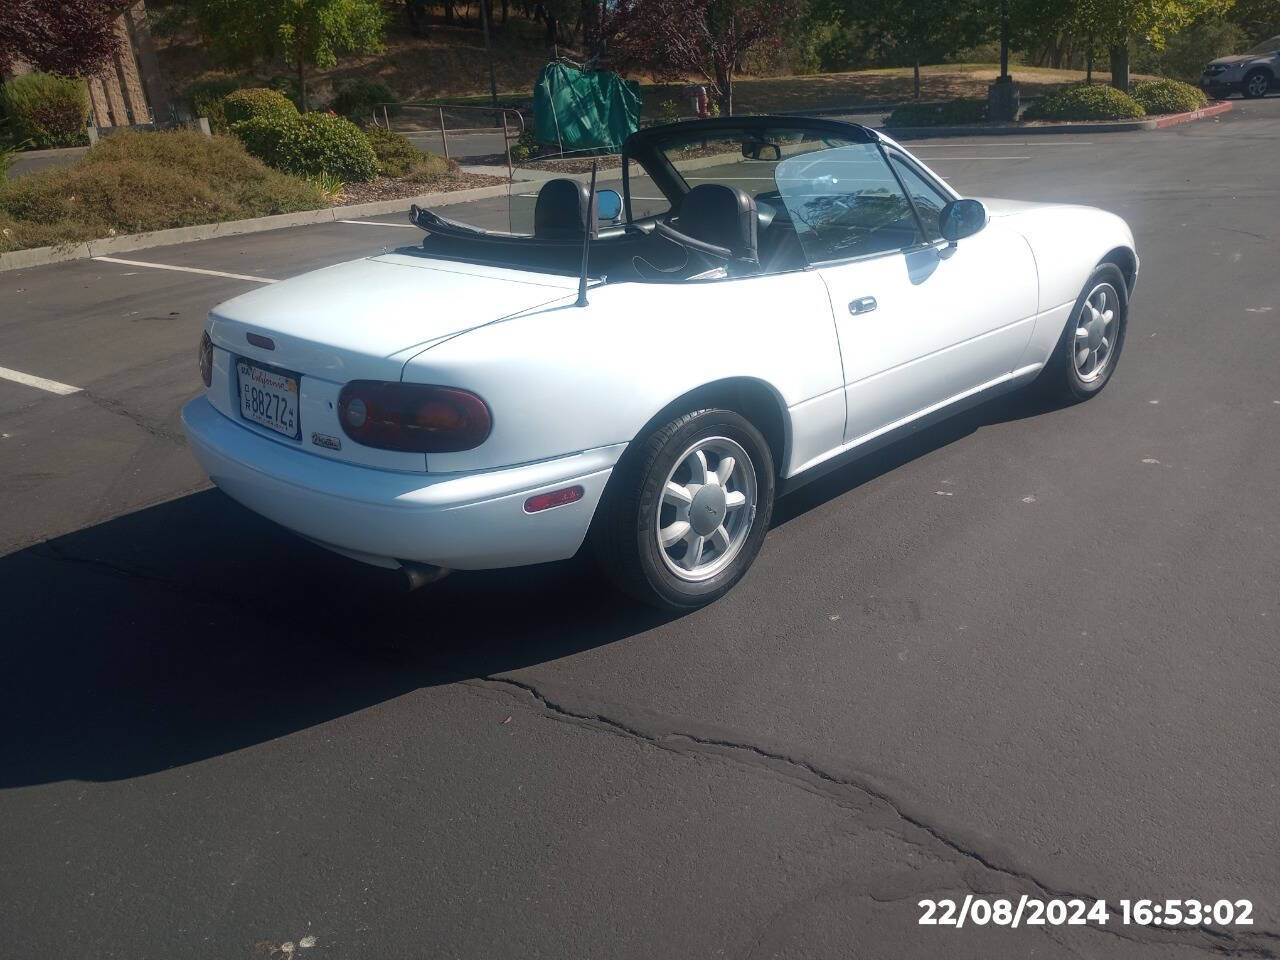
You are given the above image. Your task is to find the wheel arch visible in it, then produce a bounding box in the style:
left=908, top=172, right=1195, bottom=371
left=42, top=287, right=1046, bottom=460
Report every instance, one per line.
left=628, top=377, right=790, bottom=478
left=1099, top=246, right=1137, bottom=296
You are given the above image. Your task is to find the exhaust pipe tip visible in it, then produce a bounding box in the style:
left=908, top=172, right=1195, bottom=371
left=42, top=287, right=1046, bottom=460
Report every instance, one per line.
left=398, top=560, right=451, bottom=591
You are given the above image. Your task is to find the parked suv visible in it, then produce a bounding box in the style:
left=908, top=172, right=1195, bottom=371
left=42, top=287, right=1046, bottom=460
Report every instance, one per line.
left=1201, top=35, right=1280, bottom=99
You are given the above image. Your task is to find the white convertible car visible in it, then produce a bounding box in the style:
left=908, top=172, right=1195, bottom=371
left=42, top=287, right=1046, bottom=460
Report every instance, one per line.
left=183, top=116, right=1136, bottom=609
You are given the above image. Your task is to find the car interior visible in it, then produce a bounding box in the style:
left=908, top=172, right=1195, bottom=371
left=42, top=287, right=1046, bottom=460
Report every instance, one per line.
left=412, top=174, right=808, bottom=283
left=404, top=119, right=922, bottom=283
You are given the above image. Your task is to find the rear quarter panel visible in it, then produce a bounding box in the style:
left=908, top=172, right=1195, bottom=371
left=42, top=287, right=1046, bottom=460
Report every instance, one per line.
left=403, top=270, right=846, bottom=475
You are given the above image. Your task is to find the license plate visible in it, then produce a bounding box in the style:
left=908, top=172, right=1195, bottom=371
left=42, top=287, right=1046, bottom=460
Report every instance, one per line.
left=236, top=359, right=300, bottom=439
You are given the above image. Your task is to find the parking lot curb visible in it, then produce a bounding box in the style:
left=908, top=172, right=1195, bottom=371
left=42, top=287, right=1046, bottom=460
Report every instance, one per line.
left=883, top=99, right=1233, bottom=139
left=0, top=180, right=539, bottom=273
left=1150, top=99, right=1234, bottom=126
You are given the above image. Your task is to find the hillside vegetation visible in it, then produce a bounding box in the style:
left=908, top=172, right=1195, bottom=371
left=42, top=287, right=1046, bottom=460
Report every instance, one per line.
left=149, top=1, right=1131, bottom=122
left=0, top=130, right=325, bottom=252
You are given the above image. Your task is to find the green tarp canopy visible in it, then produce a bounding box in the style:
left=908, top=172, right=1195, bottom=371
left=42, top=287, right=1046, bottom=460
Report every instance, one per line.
left=532, top=61, right=641, bottom=153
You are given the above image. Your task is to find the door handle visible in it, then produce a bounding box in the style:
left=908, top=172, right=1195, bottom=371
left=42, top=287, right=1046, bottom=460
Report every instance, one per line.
left=849, top=296, right=877, bottom=316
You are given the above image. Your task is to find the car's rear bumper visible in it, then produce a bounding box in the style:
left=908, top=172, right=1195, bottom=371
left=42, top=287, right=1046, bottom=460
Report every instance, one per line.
left=182, top=396, right=621, bottom=570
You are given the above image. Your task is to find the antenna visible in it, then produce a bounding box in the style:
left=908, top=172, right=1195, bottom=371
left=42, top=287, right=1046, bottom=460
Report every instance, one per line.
left=576, top=161, right=598, bottom=308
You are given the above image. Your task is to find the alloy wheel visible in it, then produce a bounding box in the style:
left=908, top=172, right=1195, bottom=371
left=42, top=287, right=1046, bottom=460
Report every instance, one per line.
left=1073, top=282, right=1119, bottom=383
left=656, top=436, right=757, bottom=582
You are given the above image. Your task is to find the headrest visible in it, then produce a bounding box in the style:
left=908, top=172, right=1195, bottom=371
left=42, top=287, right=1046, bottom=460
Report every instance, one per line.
left=534, top=178, right=591, bottom=240
left=677, top=184, right=758, bottom=263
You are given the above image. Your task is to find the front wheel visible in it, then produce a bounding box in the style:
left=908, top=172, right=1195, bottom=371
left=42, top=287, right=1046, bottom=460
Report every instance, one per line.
left=591, top=408, right=775, bottom=610
left=1037, top=263, right=1128, bottom=403
left=1243, top=70, right=1270, bottom=99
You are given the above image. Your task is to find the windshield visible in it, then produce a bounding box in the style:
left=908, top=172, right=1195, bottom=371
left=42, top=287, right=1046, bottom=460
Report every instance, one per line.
left=1244, top=35, right=1280, bottom=55
left=647, top=128, right=861, bottom=198
left=776, top=144, right=925, bottom=262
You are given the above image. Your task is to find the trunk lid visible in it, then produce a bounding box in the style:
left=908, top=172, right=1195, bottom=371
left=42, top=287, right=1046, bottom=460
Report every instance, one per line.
left=208, top=254, right=578, bottom=382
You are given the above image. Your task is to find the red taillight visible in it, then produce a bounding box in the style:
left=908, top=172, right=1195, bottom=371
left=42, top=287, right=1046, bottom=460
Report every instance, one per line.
left=198, top=331, right=213, bottom=387
left=524, top=486, right=585, bottom=513
left=337, top=381, right=491, bottom=453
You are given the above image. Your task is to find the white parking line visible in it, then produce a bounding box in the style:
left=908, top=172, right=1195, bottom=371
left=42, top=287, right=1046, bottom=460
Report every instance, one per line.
left=92, top=256, right=277, bottom=284
left=0, top=365, right=81, bottom=395
left=336, top=219, right=419, bottom=228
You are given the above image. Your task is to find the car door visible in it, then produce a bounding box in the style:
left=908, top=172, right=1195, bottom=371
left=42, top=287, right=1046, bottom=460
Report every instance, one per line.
left=777, top=143, right=1038, bottom=446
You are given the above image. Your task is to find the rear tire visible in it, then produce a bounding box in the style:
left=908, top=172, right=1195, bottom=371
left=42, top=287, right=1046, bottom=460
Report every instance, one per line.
left=1243, top=70, right=1270, bottom=99
left=1037, top=263, right=1128, bottom=404
left=591, top=408, right=775, bottom=610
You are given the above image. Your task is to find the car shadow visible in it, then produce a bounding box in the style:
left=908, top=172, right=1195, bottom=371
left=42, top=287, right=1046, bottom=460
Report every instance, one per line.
left=0, top=386, right=1061, bottom=789
left=0, top=492, right=676, bottom=789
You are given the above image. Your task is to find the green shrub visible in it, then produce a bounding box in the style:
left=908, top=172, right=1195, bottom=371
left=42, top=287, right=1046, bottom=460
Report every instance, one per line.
left=221, top=88, right=298, bottom=126
left=659, top=98, right=681, bottom=124
left=0, top=129, right=324, bottom=252
left=297, top=113, right=379, bottom=181
left=399, top=150, right=459, bottom=186
left=1024, top=84, right=1146, bottom=121
left=512, top=120, right=537, bottom=162
left=0, top=73, right=89, bottom=148
left=230, top=114, right=295, bottom=171
left=885, top=99, right=988, bottom=127
left=232, top=111, right=378, bottom=182
left=1132, top=78, right=1207, bottom=115
left=364, top=125, right=420, bottom=177
left=332, top=78, right=399, bottom=120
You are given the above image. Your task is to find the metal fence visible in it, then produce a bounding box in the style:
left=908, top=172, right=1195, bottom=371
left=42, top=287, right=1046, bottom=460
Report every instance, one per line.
left=373, top=102, right=525, bottom=180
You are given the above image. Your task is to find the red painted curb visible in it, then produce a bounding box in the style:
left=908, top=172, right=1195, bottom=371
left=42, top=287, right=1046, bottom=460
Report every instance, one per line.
left=1152, top=100, right=1234, bottom=128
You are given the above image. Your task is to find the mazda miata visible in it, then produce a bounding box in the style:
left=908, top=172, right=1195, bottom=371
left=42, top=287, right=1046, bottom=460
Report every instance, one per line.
left=182, top=115, right=1137, bottom=609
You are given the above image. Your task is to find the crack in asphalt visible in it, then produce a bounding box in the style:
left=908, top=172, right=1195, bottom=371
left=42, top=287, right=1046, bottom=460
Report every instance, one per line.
left=478, top=674, right=1280, bottom=959
left=82, top=390, right=187, bottom=445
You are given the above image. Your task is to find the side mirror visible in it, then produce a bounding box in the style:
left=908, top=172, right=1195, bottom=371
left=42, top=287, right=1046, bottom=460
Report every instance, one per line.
left=596, top=188, right=622, bottom=222
left=939, top=198, right=988, bottom=244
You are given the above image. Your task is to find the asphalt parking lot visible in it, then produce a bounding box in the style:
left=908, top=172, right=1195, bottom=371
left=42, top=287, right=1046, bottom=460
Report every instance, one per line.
left=2, top=98, right=1279, bottom=959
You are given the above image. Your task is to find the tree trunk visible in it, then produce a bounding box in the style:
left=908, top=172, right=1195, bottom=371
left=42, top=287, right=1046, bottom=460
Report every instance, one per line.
left=297, top=60, right=307, bottom=112
left=1086, top=38, right=1094, bottom=83
left=479, top=0, right=497, bottom=106
left=1109, top=43, right=1129, bottom=92
left=913, top=58, right=920, bottom=100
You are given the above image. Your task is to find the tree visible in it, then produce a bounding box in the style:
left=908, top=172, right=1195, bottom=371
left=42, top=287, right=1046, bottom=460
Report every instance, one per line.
left=845, top=0, right=990, bottom=100
left=0, top=0, right=131, bottom=77
left=1008, top=0, right=1081, bottom=68
left=1074, top=0, right=1232, bottom=90
left=611, top=0, right=797, bottom=115
left=1227, top=0, right=1280, bottom=40
left=190, top=0, right=387, bottom=111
